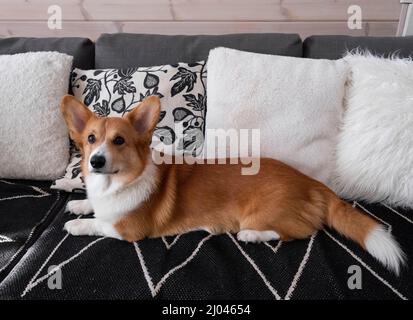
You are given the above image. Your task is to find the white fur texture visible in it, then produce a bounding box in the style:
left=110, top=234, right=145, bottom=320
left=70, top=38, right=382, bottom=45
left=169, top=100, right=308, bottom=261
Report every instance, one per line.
left=365, top=225, right=405, bottom=275
left=85, top=156, right=158, bottom=223
left=64, top=157, right=158, bottom=240
left=66, top=199, right=93, bottom=216
left=0, top=51, right=73, bottom=180
left=333, top=52, right=413, bottom=207
left=64, top=219, right=122, bottom=239
left=237, top=230, right=280, bottom=243
left=205, top=48, right=348, bottom=185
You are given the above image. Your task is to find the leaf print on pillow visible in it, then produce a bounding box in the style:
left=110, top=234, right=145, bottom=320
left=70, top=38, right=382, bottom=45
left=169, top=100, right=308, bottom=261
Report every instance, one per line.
left=83, top=78, right=102, bottom=106
left=183, top=93, right=206, bottom=111
left=189, top=116, right=204, bottom=130
left=93, top=100, right=110, bottom=117
left=159, top=111, right=166, bottom=122
left=177, top=128, right=204, bottom=157
left=139, top=88, right=164, bottom=102
left=144, top=73, right=159, bottom=89
left=153, top=126, right=176, bottom=145
left=119, top=68, right=138, bottom=77
left=111, top=96, right=126, bottom=113
left=170, top=67, right=197, bottom=97
left=71, top=160, right=81, bottom=180
left=173, top=107, right=194, bottom=122
left=113, top=78, right=137, bottom=95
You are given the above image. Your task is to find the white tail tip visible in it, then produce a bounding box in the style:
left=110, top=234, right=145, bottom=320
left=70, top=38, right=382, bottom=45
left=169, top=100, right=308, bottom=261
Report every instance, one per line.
left=365, top=225, right=406, bottom=276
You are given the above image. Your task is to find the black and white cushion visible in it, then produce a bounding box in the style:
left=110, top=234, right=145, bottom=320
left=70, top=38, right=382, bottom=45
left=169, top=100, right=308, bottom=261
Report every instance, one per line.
left=52, top=62, right=207, bottom=192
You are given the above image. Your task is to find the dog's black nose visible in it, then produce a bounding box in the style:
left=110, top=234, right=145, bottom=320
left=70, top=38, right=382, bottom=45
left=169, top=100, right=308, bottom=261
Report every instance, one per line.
left=90, top=155, right=106, bottom=169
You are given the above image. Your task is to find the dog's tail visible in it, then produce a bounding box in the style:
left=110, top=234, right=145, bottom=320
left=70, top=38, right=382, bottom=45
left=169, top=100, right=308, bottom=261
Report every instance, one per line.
left=326, top=196, right=406, bottom=275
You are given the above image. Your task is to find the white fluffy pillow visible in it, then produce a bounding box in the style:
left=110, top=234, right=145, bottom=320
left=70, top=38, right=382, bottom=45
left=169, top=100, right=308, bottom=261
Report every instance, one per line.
left=205, top=47, right=348, bottom=185
left=0, top=51, right=73, bottom=180
left=333, top=52, right=413, bottom=207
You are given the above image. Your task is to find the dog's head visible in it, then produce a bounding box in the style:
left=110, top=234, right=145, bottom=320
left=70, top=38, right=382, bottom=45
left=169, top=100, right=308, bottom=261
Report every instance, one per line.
left=60, top=95, right=160, bottom=185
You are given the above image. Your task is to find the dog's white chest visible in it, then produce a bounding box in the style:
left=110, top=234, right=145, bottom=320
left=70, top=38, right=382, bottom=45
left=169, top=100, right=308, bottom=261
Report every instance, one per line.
left=85, top=163, right=158, bottom=223
left=89, top=191, right=146, bottom=223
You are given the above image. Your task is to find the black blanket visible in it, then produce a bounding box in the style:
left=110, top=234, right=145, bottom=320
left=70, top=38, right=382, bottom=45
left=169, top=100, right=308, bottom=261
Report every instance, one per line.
left=0, top=180, right=411, bottom=299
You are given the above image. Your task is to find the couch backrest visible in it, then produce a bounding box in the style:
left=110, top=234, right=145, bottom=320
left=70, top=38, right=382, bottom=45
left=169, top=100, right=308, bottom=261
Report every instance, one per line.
left=1, top=34, right=413, bottom=68
left=0, top=37, right=95, bottom=69
left=94, top=33, right=302, bottom=68
left=304, top=35, right=413, bottom=59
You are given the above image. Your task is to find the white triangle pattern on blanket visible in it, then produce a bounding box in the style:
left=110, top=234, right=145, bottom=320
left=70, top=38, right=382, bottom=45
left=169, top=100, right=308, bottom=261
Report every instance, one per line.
left=0, top=234, right=13, bottom=243
left=0, top=179, right=50, bottom=202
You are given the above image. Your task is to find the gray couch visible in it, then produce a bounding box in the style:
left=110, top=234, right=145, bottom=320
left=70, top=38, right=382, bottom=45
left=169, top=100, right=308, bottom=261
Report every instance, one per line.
left=0, top=33, right=412, bottom=300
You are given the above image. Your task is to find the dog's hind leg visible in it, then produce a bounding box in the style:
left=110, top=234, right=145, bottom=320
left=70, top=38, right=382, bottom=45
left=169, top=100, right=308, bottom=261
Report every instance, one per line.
left=237, top=229, right=280, bottom=243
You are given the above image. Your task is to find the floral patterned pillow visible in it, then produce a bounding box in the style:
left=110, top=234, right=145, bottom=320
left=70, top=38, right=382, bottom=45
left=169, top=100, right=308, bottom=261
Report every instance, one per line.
left=52, top=61, right=207, bottom=192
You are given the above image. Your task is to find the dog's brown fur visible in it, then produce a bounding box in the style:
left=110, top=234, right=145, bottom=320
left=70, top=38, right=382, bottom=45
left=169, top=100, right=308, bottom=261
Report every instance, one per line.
left=60, top=94, right=407, bottom=275
left=60, top=94, right=379, bottom=247
left=114, top=157, right=377, bottom=246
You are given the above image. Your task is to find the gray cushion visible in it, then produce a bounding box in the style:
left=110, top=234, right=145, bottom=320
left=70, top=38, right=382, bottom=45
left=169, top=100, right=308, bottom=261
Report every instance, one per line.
left=95, top=33, right=302, bottom=68
left=304, top=35, right=413, bottom=59
left=0, top=37, right=94, bottom=69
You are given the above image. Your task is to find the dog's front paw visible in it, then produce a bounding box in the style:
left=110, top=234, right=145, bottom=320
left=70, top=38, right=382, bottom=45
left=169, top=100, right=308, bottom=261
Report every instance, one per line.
left=65, top=200, right=93, bottom=216
left=64, top=220, right=86, bottom=236
left=64, top=219, right=95, bottom=236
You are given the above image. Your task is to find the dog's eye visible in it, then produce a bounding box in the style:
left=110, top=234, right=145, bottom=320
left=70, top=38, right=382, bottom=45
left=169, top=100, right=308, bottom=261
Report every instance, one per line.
left=113, top=136, right=125, bottom=145
left=88, top=134, right=96, bottom=144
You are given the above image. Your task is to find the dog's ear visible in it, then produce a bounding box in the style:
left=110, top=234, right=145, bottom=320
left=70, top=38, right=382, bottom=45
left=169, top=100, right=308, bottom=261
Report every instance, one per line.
left=126, top=96, right=161, bottom=141
left=60, top=95, right=94, bottom=142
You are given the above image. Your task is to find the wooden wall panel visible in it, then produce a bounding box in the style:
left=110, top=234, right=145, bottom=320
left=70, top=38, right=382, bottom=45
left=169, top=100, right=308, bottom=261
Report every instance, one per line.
left=0, top=21, right=120, bottom=39
left=171, top=0, right=401, bottom=21
left=0, top=0, right=401, bottom=21
left=0, top=0, right=401, bottom=39
left=0, top=21, right=398, bottom=39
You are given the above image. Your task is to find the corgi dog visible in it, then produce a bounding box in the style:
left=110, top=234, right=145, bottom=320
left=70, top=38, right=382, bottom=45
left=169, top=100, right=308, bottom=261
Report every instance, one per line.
left=61, top=95, right=406, bottom=275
